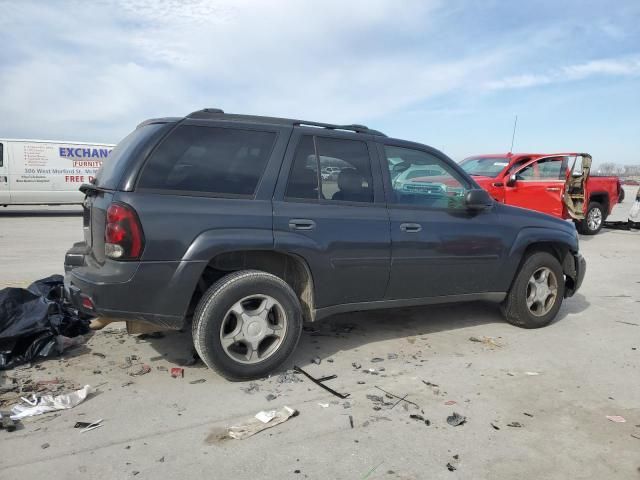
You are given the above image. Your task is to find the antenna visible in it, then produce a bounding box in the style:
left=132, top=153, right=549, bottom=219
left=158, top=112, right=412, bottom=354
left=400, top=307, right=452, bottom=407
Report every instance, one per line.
left=509, top=115, right=518, bottom=153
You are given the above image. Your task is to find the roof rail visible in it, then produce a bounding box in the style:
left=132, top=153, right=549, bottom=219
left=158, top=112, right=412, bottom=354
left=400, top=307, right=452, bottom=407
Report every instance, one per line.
left=293, top=121, right=386, bottom=137
left=186, top=108, right=225, bottom=119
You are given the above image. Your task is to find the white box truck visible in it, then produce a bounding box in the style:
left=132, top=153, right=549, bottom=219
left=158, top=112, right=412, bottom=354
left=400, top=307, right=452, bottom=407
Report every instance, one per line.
left=0, top=139, right=114, bottom=206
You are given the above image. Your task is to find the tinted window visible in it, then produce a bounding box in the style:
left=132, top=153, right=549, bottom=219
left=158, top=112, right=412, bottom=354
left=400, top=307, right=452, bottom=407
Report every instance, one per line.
left=517, top=157, right=564, bottom=181
left=95, top=123, right=162, bottom=189
left=285, top=136, right=373, bottom=203
left=385, top=146, right=467, bottom=209
left=138, top=125, right=276, bottom=196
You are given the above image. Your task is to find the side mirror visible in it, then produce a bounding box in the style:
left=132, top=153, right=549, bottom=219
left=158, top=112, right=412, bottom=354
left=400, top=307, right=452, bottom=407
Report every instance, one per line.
left=506, top=173, right=517, bottom=187
left=465, top=189, right=493, bottom=210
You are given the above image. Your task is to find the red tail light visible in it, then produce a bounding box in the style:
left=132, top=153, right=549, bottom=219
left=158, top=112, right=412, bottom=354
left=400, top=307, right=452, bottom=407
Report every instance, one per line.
left=105, top=203, right=144, bottom=260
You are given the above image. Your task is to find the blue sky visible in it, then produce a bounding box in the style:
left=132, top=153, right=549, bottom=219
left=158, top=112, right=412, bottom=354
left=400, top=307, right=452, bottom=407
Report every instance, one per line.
left=1, top=0, right=639, bottom=165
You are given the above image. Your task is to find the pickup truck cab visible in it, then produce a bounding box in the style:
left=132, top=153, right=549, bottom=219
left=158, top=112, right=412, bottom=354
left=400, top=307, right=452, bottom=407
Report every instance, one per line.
left=460, top=153, right=623, bottom=234
left=64, top=111, right=586, bottom=380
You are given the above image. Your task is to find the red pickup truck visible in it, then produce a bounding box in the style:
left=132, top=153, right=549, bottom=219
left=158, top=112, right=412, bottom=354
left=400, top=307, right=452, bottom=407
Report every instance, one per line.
left=460, top=153, right=623, bottom=234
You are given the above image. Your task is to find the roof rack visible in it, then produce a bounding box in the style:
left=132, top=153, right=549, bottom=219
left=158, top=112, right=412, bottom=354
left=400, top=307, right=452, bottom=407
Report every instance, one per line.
left=185, top=108, right=386, bottom=136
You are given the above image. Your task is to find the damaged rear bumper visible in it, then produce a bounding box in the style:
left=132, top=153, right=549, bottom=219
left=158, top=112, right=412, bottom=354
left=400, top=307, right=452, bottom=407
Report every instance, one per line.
left=563, top=252, right=586, bottom=298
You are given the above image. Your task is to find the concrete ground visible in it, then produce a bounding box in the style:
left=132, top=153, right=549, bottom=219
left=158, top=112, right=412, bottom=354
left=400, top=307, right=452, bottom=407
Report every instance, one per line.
left=0, top=188, right=638, bottom=479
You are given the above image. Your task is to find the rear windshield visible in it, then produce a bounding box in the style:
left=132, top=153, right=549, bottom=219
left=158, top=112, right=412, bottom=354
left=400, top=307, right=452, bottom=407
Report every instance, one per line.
left=137, top=125, right=276, bottom=197
left=460, top=157, right=510, bottom=178
left=95, top=123, right=165, bottom=189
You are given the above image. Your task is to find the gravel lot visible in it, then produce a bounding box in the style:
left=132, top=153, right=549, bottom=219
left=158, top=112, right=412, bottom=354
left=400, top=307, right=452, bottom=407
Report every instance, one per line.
left=1, top=187, right=638, bottom=479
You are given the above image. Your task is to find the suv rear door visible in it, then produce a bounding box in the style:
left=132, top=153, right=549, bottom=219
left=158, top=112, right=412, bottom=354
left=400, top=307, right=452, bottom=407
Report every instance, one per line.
left=379, top=141, right=505, bottom=299
left=273, top=129, right=391, bottom=308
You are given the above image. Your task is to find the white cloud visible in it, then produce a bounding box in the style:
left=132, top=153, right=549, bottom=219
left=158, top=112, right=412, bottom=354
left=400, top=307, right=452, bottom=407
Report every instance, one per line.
left=486, top=56, right=640, bottom=90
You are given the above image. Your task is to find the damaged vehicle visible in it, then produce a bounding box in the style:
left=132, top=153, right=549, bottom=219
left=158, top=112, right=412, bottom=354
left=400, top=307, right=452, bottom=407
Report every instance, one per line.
left=460, top=153, right=624, bottom=235
left=64, top=109, right=586, bottom=380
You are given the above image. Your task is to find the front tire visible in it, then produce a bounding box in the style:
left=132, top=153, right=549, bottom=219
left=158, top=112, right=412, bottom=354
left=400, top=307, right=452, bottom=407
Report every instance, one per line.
left=578, top=202, right=604, bottom=235
left=192, top=270, right=303, bottom=380
left=501, top=252, right=565, bottom=329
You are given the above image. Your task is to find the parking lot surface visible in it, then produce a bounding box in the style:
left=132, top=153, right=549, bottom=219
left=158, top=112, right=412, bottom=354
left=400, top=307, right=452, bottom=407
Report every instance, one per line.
left=0, top=188, right=638, bottom=479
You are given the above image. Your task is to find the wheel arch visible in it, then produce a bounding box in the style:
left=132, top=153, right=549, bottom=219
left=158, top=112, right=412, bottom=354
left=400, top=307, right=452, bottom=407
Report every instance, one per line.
left=588, top=191, right=609, bottom=216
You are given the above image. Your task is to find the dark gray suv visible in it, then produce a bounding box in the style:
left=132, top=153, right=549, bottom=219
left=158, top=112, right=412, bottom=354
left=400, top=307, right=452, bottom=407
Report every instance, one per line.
left=65, top=109, right=586, bottom=380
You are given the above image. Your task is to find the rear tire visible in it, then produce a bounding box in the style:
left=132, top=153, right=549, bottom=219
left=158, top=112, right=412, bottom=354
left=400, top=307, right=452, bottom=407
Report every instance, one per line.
left=501, top=252, right=565, bottom=329
left=192, top=270, right=303, bottom=381
left=577, top=202, right=604, bottom=235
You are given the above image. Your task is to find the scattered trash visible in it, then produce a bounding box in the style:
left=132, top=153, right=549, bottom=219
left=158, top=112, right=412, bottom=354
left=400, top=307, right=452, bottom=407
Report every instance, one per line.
left=422, top=380, right=439, bottom=387
left=318, top=403, right=329, bottom=408
left=410, top=414, right=430, bottom=426
left=91, top=352, right=106, bottom=359
left=523, top=412, right=534, bottom=417
left=631, top=433, right=640, bottom=440
left=362, top=460, right=384, bottom=479
left=0, top=275, right=91, bottom=370
left=366, top=394, right=384, bottom=403
left=293, top=365, right=349, bottom=399
left=615, top=321, right=639, bottom=327
left=387, top=353, right=398, bottom=360
left=170, top=368, right=184, bottom=379
left=606, top=415, right=626, bottom=423
left=446, top=454, right=460, bottom=472
left=446, top=412, right=466, bottom=427
left=357, top=381, right=366, bottom=385
left=490, top=422, right=500, bottom=430
left=129, top=364, right=151, bottom=377
left=276, top=370, right=303, bottom=384
left=525, top=372, right=540, bottom=376
left=374, top=386, right=420, bottom=409
left=468, top=336, right=502, bottom=348
left=265, top=394, right=277, bottom=401
left=76, top=419, right=103, bottom=432
left=189, top=379, right=206, bottom=384
left=227, top=406, right=298, bottom=440
left=349, top=415, right=354, bottom=428
left=352, top=362, right=361, bottom=369
left=10, top=385, right=92, bottom=420
left=121, top=381, right=134, bottom=387
left=41, top=442, right=50, bottom=449
left=0, top=412, right=18, bottom=432
left=311, top=356, right=321, bottom=365
left=444, top=400, right=457, bottom=405
left=507, top=421, right=523, bottom=428
left=371, top=357, right=384, bottom=363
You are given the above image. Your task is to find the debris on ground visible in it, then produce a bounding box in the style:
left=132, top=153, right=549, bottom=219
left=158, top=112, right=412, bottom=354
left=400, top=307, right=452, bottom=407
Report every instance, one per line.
left=444, top=400, right=456, bottom=405
left=349, top=415, right=354, bottom=428
left=276, top=370, right=303, bottom=384
left=491, top=422, right=500, bottom=430
left=374, top=386, right=420, bottom=409
left=189, top=379, right=206, bottom=384
left=76, top=419, right=103, bottom=432
left=0, top=275, right=91, bottom=370
left=409, top=414, right=430, bottom=426
left=0, top=411, right=19, bottom=432
left=352, top=362, right=361, bottom=370
left=523, top=412, right=534, bottom=417
left=318, top=403, right=329, bottom=408
left=446, top=412, right=466, bottom=426
left=468, top=336, right=502, bottom=348
left=10, top=384, right=92, bottom=420
left=241, top=382, right=260, bottom=394
left=265, top=394, right=277, bottom=401
left=227, top=406, right=298, bottom=440
left=446, top=454, right=460, bottom=472
left=311, top=356, right=321, bottom=365
left=371, top=357, right=384, bottom=363
left=387, top=353, right=398, bottom=360
left=606, top=415, right=626, bottom=423
left=41, top=442, right=50, bottom=449
left=170, top=368, right=184, bottom=379
left=507, top=421, right=523, bottom=428
left=293, top=365, right=349, bottom=399
left=525, top=372, right=540, bottom=376
left=129, top=364, right=151, bottom=377
left=631, top=433, right=640, bottom=440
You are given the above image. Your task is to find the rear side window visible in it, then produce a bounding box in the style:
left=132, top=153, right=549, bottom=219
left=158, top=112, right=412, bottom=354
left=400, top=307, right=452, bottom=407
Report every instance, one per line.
left=285, top=135, right=373, bottom=203
left=138, top=125, right=276, bottom=196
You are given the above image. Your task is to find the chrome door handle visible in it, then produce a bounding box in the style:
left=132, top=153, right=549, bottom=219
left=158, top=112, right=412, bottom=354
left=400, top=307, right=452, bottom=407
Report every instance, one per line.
left=400, top=223, right=422, bottom=233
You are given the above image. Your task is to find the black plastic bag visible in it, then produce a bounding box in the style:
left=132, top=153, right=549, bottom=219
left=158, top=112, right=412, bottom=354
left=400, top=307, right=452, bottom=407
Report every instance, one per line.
left=0, top=276, right=90, bottom=370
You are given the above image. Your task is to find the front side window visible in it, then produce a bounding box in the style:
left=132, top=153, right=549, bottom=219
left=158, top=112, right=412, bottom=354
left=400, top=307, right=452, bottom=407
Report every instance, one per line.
left=137, top=125, right=276, bottom=196
left=460, top=157, right=510, bottom=178
left=516, top=157, right=565, bottom=181
left=285, top=136, right=373, bottom=203
left=385, top=145, right=467, bottom=209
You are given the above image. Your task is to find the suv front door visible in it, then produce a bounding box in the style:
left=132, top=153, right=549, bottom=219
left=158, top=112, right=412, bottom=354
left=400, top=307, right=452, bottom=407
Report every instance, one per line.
left=505, top=156, right=568, bottom=217
left=273, top=129, right=391, bottom=308
left=380, top=142, right=505, bottom=300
